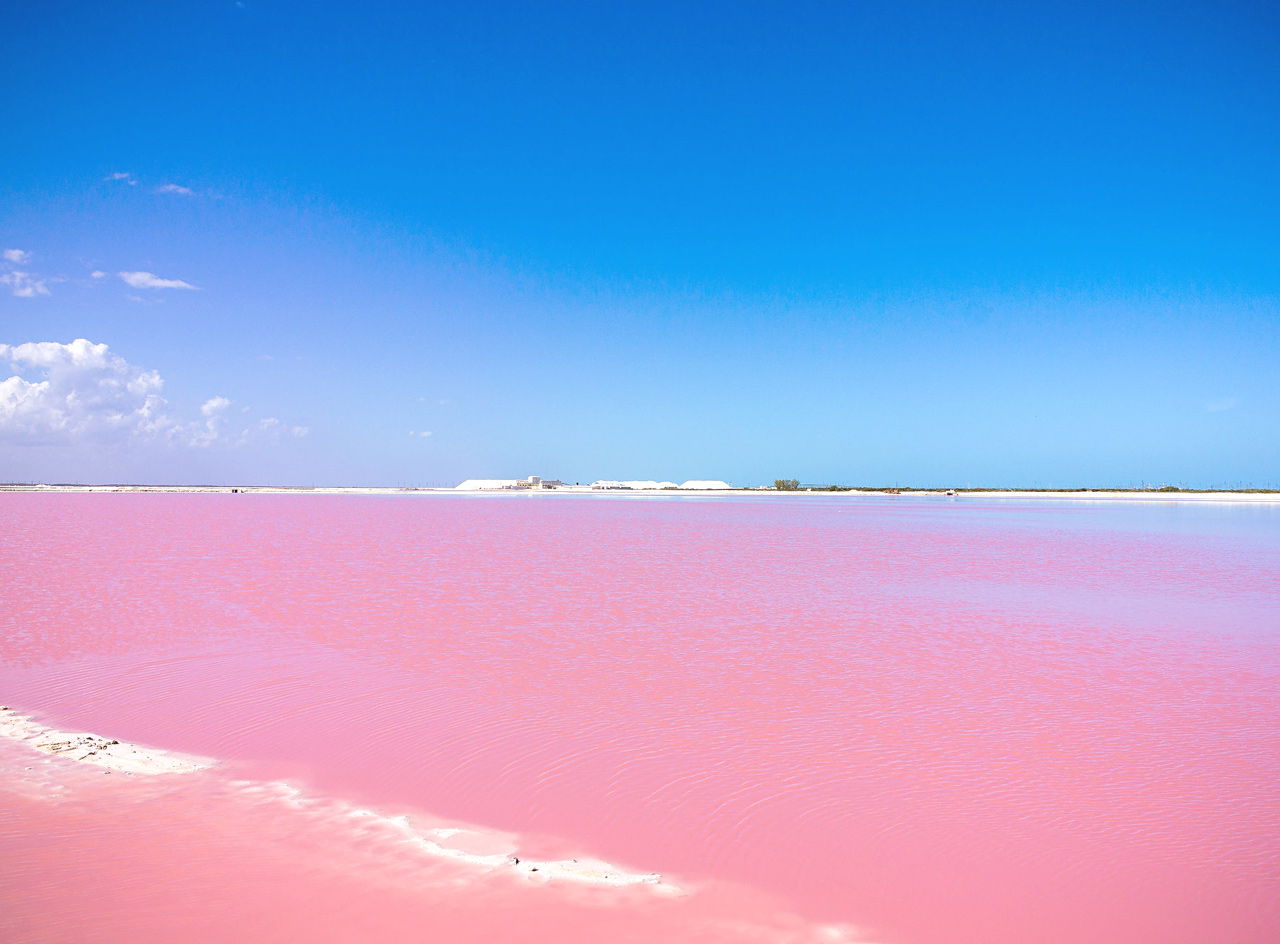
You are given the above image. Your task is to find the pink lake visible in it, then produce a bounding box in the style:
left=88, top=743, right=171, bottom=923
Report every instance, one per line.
left=1, top=492, right=1278, bottom=943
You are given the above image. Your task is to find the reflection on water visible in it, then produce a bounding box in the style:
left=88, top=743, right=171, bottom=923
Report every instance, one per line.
left=2, top=493, right=1278, bottom=943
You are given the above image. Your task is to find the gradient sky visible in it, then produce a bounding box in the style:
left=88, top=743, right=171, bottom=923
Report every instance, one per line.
left=2, top=1, right=1278, bottom=487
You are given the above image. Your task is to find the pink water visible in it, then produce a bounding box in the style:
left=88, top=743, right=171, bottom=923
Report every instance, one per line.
left=1, top=493, right=1278, bottom=943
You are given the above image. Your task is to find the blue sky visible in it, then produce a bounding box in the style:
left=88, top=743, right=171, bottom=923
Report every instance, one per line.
left=2, top=1, right=1277, bottom=486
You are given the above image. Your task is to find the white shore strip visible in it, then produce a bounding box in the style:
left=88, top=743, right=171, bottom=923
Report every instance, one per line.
left=237, top=779, right=674, bottom=891
left=0, top=705, right=675, bottom=893
left=240, top=781, right=674, bottom=890
left=1, top=483, right=1277, bottom=502
left=0, top=706, right=211, bottom=774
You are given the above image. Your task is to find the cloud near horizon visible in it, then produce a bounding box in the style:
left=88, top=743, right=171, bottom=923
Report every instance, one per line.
left=155, top=183, right=193, bottom=195
left=118, top=271, right=198, bottom=290
left=0, top=339, right=302, bottom=448
left=0, top=339, right=169, bottom=444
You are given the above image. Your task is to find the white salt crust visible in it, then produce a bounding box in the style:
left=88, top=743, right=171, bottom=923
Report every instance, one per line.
left=0, top=706, right=675, bottom=893
left=0, top=706, right=211, bottom=774
left=0, top=708, right=886, bottom=939
left=233, top=779, right=676, bottom=892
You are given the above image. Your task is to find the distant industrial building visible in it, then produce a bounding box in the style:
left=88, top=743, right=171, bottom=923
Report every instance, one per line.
left=454, top=476, right=563, bottom=491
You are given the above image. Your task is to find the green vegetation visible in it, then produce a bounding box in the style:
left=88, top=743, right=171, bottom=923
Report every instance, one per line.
left=774, top=478, right=800, bottom=491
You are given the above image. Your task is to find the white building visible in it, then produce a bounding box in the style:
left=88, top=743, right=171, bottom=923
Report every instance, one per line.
left=454, top=479, right=522, bottom=490
left=455, top=476, right=565, bottom=491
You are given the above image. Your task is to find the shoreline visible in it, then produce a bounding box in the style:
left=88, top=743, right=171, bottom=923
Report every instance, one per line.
left=0, top=704, right=676, bottom=894
left=1, top=483, right=1278, bottom=502
left=0, top=706, right=212, bottom=775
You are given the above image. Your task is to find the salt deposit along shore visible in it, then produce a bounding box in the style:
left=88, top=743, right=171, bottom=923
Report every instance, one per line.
left=1, top=482, right=1277, bottom=502
left=0, top=705, right=676, bottom=893
left=0, top=706, right=211, bottom=774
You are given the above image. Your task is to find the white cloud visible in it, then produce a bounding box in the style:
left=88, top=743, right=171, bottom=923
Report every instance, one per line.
left=106, top=171, right=138, bottom=186
left=235, top=415, right=309, bottom=445
left=1, top=250, right=51, bottom=297
left=0, top=339, right=307, bottom=450
left=119, top=271, right=198, bottom=290
left=156, top=183, right=193, bottom=195
left=1, top=271, right=51, bottom=298
left=0, top=339, right=170, bottom=444
left=1206, top=397, right=1239, bottom=413
left=90, top=270, right=106, bottom=279
left=185, top=396, right=231, bottom=446
left=408, top=430, right=432, bottom=437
